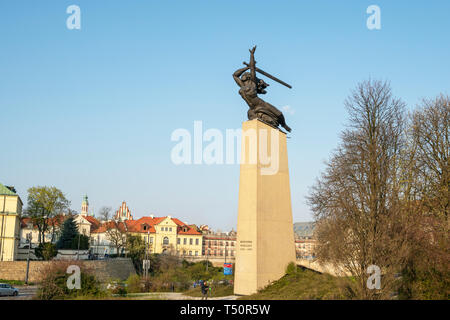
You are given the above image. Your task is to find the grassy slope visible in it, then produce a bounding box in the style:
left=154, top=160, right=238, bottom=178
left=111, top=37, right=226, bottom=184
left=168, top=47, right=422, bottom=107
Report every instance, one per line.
left=239, top=267, right=352, bottom=300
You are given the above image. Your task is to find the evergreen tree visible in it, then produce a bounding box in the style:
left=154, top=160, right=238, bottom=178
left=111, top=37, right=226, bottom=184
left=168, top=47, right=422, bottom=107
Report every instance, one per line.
left=56, top=216, right=80, bottom=249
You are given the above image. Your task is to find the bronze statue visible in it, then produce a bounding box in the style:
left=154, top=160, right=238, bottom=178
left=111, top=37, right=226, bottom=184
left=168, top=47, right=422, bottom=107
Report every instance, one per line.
left=233, top=46, right=292, bottom=132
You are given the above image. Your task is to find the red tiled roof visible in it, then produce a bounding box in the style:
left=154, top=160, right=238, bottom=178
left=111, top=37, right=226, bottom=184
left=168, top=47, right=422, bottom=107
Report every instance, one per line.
left=89, top=216, right=202, bottom=235
left=91, top=220, right=127, bottom=233
left=178, top=227, right=202, bottom=235
left=170, top=218, right=186, bottom=227
left=84, top=215, right=101, bottom=228
left=20, top=215, right=65, bottom=229
left=125, top=218, right=156, bottom=233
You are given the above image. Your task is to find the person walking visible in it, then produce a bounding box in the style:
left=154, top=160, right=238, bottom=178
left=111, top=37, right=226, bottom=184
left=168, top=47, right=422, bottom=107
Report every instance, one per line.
left=200, top=280, right=209, bottom=300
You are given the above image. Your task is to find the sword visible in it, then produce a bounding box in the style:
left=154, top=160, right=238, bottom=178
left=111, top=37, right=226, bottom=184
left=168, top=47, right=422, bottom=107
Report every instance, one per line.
left=243, top=62, right=292, bottom=89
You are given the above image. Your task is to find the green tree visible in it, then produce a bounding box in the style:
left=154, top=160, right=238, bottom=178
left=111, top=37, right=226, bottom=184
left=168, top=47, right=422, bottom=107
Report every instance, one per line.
left=56, top=216, right=89, bottom=250
left=34, top=242, right=58, bottom=260
left=24, top=186, right=70, bottom=245
left=126, top=234, right=145, bottom=273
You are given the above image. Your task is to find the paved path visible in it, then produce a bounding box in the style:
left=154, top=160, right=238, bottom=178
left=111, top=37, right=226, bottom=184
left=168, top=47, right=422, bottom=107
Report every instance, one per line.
left=0, top=288, right=238, bottom=300
left=0, top=285, right=37, bottom=300
left=128, top=292, right=238, bottom=300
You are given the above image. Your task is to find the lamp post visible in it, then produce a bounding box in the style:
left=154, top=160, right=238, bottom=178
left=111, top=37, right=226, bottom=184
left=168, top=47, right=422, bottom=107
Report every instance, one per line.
left=25, top=233, right=32, bottom=285
left=76, top=233, right=81, bottom=260
left=225, top=242, right=228, bottom=264
left=206, top=248, right=209, bottom=272
left=77, top=229, right=85, bottom=260
left=144, top=231, right=150, bottom=280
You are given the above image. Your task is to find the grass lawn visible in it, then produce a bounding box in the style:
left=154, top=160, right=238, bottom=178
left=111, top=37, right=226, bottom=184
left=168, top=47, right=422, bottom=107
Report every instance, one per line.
left=183, top=284, right=234, bottom=298
left=239, top=267, right=353, bottom=300
left=0, top=279, right=33, bottom=286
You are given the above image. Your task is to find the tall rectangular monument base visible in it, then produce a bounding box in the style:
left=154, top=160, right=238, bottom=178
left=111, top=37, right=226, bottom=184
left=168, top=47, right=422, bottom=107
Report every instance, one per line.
left=234, top=119, right=296, bottom=296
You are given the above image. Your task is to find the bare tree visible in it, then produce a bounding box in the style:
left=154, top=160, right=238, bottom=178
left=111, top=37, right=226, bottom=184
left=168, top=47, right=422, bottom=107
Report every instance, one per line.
left=308, top=80, right=409, bottom=299
left=397, top=94, right=450, bottom=299
left=411, top=94, right=449, bottom=220
left=105, top=221, right=126, bottom=257
left=98, top=206, right=112, bottom=222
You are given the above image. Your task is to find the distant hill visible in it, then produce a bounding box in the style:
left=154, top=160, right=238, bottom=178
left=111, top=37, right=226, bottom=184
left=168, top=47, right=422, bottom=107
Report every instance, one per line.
left=293, top=222, right=315, bottom=238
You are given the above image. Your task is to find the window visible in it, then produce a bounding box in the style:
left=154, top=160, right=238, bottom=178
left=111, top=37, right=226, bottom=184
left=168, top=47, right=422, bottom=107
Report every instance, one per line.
left=163, top=237, right=169, bottom=245
left=195, top=251, right=198, bottom=256
left=226, top=241, right=229, bottom=246
left=189, top=238, right=193, bottom=245
left=183, top=238, right=187, bottom=245
left=189, top=251, right=192, bottom=256
left=169, top=227, right=172, bottom=232
left=195, top=239, right=199, bottom=245
left=177, top=238, right=180, bottom=245
left=161, top=227, right=164, bottom=231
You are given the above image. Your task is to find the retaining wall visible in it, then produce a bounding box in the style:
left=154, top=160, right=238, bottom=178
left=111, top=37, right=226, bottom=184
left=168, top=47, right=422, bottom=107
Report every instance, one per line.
left=0, top=258, right=136, bottom=283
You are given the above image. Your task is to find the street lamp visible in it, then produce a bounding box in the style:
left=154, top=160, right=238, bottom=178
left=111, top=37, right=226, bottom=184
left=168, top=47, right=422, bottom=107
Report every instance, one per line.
left=77, top=229, right=86, bottom=260
left=25, top=233, right=32, bottom=284
left=144, top=231, right=150, bottom=280
left=225, top=242, right=228, bottom=264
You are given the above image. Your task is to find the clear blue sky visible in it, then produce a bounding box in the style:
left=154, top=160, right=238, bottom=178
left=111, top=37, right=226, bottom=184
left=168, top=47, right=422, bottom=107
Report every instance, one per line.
left=1, top=1, right=449, bottom=230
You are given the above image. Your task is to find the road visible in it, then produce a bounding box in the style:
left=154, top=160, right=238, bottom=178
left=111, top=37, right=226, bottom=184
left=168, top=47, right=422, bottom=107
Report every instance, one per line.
left=0, top=285, right=37, bottom=300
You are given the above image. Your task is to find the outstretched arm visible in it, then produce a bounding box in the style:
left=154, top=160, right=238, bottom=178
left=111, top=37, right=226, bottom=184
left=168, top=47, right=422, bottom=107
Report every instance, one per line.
left=233, top=66, right=249, bottom=87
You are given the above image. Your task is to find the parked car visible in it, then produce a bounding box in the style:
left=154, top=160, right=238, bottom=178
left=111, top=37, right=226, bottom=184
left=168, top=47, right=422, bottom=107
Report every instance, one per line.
left=0, top=283, right=19, bottom=296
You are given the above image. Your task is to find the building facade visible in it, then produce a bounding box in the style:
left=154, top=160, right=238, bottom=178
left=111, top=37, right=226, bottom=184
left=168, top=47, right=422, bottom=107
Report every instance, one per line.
left=293, top=222, right=317, bottom=259
left=89, top=206, right=203, bottom=257
left=0, top=184, right=22, bottom=261
left=201, top=227, right=237, bottom=263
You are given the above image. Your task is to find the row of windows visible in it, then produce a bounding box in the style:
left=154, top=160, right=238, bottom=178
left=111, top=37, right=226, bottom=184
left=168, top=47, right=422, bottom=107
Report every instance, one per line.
left=202, top=250, right=235, bottom=256
left=177, top=238, right=200, bottom=246
left=142, top=225, right=174, bottom=232
left=178, top=250, right=199, bottom=256
left=203, top=240, right=235, bottom=247
left=295, top=244, right=315, bottom=249
left=143, top=237, right=201, bottom=246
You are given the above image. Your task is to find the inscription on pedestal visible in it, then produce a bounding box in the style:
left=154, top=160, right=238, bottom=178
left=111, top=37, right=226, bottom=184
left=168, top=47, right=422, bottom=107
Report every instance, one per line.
left=239, top=240, right=253, bottom=251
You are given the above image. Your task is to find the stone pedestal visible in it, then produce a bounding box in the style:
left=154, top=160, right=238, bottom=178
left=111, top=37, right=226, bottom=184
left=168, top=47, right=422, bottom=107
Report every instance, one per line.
left=234, top=119, right=296, bottom=295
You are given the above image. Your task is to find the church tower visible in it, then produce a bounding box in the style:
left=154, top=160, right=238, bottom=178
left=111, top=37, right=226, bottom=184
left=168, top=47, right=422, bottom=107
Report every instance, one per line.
left=114, top=201, right=133, bottom=221
left=81, top=195, right=89, bottom=216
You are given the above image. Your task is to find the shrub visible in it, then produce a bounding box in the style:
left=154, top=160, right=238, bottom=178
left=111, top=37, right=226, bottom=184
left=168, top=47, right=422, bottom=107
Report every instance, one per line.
left=36, top=261, right=106, bottom=300
left=285, top=262, right=297, bottom=275
left=34, top=243, right=58, bottom=261
left=126, top=274, right=142, bottom=293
